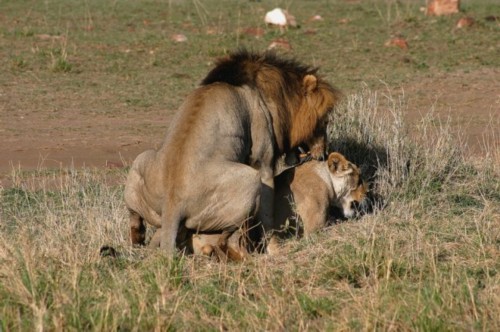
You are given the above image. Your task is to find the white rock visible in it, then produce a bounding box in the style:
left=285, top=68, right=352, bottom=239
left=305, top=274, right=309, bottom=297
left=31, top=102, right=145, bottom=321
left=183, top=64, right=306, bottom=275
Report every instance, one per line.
left=265, top=8, right=288, bottom=26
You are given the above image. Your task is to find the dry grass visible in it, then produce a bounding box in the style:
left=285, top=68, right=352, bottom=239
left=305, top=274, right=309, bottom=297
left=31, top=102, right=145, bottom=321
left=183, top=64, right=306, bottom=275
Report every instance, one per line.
left=1, top=91, right=499, bottom=331
left=1, top=0, right=499, bottom=329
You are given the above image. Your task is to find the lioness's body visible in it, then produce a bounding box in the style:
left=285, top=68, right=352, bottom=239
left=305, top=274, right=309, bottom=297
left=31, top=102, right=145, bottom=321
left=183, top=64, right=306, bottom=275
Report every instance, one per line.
left=190, top=153, right=368, bottom=258
left=124, top=51, right=340, bottom=255
left=274, top=152, right=367, bottom=237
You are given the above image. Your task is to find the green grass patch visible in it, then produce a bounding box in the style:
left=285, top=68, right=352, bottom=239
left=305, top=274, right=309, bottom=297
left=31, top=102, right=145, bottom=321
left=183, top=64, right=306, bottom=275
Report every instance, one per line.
left=1, top=0, right=499, bottom=330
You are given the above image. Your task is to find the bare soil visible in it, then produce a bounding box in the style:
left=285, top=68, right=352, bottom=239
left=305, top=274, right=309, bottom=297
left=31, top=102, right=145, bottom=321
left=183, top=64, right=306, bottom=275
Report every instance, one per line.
left=1, top=68, right=498, bottom=179
left=400, top=68, right=499, bottom=154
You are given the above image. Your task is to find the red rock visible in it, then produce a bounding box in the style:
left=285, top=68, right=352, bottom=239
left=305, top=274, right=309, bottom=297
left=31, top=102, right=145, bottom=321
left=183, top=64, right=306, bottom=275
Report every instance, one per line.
left=456, top=16, right=474, bottom=28
left=384, top=38, right=409, bottom=50
left=268, top=38, right=292, bottom=50
left=427, top=0, right=460, bottom=16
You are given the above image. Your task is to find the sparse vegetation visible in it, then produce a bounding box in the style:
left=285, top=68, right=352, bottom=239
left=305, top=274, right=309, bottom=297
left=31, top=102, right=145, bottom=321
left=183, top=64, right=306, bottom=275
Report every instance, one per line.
left=1, top=89, right=499, bottom=330
left=1, top=0, right=499, bottom=330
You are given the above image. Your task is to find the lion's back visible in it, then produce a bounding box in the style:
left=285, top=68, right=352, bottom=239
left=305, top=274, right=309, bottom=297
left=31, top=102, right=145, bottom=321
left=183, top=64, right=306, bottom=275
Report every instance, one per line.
left=161, top=84, right=260, bottom=172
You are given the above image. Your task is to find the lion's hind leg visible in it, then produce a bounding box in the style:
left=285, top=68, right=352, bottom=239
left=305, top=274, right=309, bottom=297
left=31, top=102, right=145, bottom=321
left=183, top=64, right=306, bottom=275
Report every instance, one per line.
left=129, top=210, right=146, bottom=246
left=129, top=207, right=162, bottom=246
left=204, top=231, right=247, bottom=262
left=188, top=232, right=230, bottom=261
left=215, top=230, right=248, bottom=262
left=188, top=229, right=249, bottom=261
left=148, top=228, right=161, bottom=248
left=211, top=232, right=232, bottom=262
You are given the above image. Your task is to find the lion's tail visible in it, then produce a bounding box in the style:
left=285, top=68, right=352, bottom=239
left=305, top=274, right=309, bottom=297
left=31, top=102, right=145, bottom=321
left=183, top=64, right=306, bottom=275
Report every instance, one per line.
left=99, top=245, right=119, bottom=258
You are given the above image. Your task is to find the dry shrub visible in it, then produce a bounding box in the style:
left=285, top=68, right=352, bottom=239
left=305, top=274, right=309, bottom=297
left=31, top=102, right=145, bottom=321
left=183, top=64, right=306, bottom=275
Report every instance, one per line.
left=328, top=89, right=477, bottom=206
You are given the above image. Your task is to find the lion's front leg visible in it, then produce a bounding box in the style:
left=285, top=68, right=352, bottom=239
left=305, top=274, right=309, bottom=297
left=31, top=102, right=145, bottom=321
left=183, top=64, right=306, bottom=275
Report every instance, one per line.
left=258, top=167, right=275, bottom=235
left=305, top=119, right=327, bottom=160
left=129, top=210, right=146, bottom=246
left=306, top=132, right=326, bottom=161
left=160, top=208, right=181, bottom=256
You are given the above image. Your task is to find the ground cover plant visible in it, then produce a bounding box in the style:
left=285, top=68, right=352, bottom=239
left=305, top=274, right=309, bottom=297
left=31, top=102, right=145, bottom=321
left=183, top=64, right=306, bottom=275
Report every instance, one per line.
left=1, top=90, right=499, bottom=330
left=1, top=0, right=499, bottom=330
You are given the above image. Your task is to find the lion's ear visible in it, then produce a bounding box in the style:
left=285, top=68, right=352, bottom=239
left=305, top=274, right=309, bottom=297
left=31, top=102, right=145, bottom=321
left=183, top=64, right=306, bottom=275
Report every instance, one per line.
left=303, top=74, right=318, bottom=95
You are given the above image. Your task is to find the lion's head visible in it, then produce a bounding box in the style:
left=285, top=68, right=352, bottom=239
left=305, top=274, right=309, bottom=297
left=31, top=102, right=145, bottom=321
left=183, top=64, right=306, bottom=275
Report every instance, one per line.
left=327, top=152, right=369, bottom=218
left=289, top=74, right=339, bottom=158
left=201, top=50, right=341, bottom=158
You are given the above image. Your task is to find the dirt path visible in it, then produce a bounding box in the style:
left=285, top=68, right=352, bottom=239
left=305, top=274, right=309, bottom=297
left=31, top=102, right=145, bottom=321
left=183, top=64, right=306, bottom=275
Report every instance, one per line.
left=1, top=68, right=498, bottom=179
left=401, top=68, right=499, bottom=154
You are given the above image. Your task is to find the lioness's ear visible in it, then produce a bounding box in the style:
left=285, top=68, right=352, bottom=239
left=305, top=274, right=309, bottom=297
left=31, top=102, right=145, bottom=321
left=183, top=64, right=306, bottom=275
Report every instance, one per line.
left=328, top=152, right=347, bottom=172
left=303, top=74, right=318, bottom=95
left=328, top=155, right=340, bottom=171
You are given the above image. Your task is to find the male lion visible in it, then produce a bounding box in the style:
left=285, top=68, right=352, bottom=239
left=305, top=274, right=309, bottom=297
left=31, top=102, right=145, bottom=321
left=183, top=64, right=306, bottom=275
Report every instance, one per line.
left=124, top=50, right=340, bottom=255
left=188, top=152, right=368, bottom=259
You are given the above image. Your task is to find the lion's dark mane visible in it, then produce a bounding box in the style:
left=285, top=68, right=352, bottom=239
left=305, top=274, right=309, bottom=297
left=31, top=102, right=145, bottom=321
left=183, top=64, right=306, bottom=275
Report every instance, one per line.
left=201, top=50, right=319, bottom=87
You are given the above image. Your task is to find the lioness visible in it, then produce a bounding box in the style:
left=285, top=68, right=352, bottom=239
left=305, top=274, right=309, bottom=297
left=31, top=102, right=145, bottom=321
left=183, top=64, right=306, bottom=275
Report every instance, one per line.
left=124, top=50, right=341, bottom=255
left=188, top=152, right=368, bottom=259
left=273, top=152, right=368, bottom=237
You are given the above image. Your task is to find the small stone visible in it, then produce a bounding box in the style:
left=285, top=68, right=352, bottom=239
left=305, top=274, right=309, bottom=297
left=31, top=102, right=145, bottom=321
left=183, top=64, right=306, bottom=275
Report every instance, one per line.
left=384, top=38, right=409, bottom=50
left=426, top=0, right=460, bottom=16
left=171, top=34, right=187, bottom=42
left=268, top=38, right=292, bottom=50
left=264, top=8, right=297, bottom=27
left=456, top=16, right=474, bottom=28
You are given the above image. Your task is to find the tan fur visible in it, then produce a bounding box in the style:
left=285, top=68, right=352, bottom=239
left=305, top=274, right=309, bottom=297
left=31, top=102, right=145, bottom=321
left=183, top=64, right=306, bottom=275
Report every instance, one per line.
left=124, top=51, right=340, bottom=255
left=188, top=152, right=367, bottom=258
left=274, top=152, right=368, bottom=237
left=190, top=229, right=249, bottom=261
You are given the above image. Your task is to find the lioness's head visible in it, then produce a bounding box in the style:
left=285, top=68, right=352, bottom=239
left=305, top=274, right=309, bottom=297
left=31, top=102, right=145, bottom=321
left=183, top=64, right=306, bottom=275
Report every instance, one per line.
left=327, top=152, right=368, bottom=218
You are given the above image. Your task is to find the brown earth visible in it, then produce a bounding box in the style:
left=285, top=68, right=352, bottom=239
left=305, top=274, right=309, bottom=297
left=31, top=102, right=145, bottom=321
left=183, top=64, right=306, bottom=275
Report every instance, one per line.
left=400, top=68, right=499, bottom=154
left=1, top=68, right=498, bottom=183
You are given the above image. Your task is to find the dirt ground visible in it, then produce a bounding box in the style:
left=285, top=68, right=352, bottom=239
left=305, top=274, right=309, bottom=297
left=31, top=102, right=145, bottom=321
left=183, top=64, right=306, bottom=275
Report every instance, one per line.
left=0, top=68, right=498, bottom=179
left=400, top=68, right=499, bottom=153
